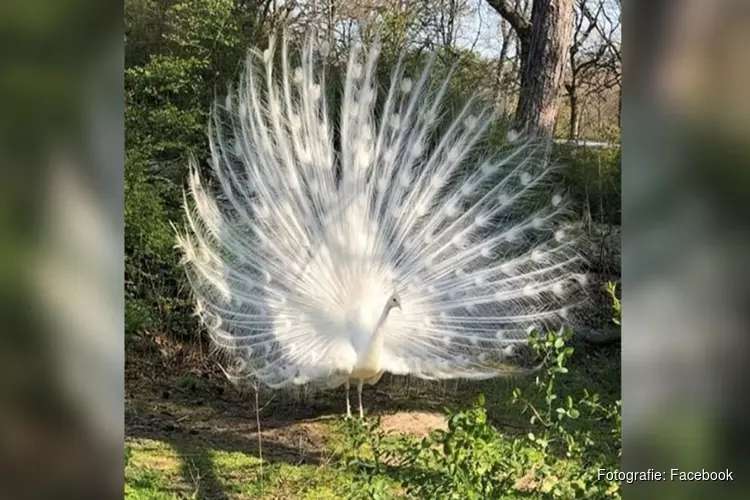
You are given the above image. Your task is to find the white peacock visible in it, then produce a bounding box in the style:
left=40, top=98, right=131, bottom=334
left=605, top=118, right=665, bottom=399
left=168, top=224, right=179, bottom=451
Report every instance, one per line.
left=176, top=34, right=586, bottom=418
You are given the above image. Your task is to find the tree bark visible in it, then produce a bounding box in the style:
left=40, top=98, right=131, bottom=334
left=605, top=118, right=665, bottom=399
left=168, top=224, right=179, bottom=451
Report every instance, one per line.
left=513, top=0, right=575, bottom=140
left=568, top=85, right=579, bottom=140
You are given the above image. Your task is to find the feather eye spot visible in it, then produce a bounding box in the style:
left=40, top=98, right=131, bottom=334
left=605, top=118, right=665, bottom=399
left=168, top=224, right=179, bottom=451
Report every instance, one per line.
left=431, top=176, right=446, bottom=188
left=360, top=87, right=374, bottom=105
left=464, top=115, right=478, bottom=129
left=358, top=149, right=372, bottom=169
left=310, top=83, right=322, bottom=101
left=531, top=249, right=544, bottom=262
left=552, top=194, right=563, bottom=206
left=481, top=247, right=492, bottom=258
left=361, top=124, right=373, bottom=141
left=400, top=78, right=413, bottom=93
left=555, top=229, right=566, bottom=242
left=383, top=149, right=396, bottom=164
left=498, top=193, right=510, bottom=205
left=460, top=182, right=475, bottom=196
left=445, top=202, right=458, bottom=218
left=532, top=217, right=544, bottom=229
left=411, top=141, right=424, bottom=157
left=523, top=284, right=535, bottom=297
left=350, top=63, right=363, bottom=79
left=293, top=67, right=304, bottom=84
left=520, top=172, right=532, bottom=185
left=289, top=113, right=301, bottom=130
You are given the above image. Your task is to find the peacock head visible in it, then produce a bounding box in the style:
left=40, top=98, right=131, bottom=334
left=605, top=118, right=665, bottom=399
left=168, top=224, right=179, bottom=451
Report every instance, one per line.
left=386, top=292, right=402, bottom=312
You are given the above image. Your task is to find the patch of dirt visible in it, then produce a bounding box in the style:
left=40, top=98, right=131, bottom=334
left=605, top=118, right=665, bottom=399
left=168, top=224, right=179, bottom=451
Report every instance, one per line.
left=379, top=411, right=447, bottom=437
left=263, top=420, right=331, bottom=457
left=514, top=469, right=539, bottom=493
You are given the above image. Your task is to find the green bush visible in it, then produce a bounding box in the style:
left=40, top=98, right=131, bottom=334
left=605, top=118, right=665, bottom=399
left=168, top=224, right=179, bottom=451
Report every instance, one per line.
left=554, top=144, right=621, bottom=226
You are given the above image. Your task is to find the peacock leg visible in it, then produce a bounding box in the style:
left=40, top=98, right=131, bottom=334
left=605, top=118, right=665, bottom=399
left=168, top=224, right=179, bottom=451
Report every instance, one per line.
left=345, top=379, right=352, bottom=418
left=357, top=379, right=364, bottom=419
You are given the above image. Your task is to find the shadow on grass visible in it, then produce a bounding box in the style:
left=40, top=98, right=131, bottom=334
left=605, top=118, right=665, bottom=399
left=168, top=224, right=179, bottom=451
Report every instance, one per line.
left=127, top=411, right=329, bottom=498
left=172, top=439, right=230, bottom=500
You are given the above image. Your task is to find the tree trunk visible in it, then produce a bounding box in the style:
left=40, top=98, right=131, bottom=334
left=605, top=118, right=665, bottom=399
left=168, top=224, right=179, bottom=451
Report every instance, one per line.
left=568, top=88, right=579, bottom=140
left=512, top=0, right=575, bottom=141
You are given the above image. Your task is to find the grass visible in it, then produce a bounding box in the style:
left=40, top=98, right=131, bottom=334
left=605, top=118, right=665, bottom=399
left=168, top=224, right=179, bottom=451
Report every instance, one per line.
left=125, top=437, right=353, bottom=499
left=125, top=323, right=620, bottom=499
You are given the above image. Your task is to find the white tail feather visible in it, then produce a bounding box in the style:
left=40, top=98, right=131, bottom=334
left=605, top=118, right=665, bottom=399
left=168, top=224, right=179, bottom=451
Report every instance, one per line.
left=176, top=34, right=586, bottom=388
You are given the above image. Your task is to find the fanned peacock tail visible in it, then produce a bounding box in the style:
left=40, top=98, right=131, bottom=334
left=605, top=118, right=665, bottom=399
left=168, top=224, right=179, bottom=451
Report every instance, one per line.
left=176, top=34, right=588, bottom=389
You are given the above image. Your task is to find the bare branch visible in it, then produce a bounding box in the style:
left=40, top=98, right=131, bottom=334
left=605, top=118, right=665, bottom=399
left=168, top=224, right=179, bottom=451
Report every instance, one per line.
left=485, top=0, right=531, bottom=38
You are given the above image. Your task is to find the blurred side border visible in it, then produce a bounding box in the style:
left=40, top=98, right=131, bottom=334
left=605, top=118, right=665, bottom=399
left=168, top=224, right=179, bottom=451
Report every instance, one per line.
left=0, top=0, right=124, bottom=498
left=624, top=0, right=750, bottom=498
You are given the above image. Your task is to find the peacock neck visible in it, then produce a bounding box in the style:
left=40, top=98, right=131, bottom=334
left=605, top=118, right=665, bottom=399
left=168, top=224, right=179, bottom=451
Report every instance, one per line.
left=368, top=305, right=392, bottom=347
left=355, top=303, right=392, bottom=371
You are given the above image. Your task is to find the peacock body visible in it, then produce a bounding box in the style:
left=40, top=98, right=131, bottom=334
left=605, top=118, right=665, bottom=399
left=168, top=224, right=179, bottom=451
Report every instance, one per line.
left=176, top=35, right=585, bottom=418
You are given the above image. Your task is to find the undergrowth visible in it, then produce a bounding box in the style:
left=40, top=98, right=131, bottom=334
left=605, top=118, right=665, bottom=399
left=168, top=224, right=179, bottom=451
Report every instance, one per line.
left=334, top=283, right=622, bottom=499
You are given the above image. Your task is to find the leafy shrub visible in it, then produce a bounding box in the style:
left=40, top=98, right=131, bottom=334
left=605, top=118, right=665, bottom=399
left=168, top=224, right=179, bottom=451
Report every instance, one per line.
left=337, top=326, right=621, bottom=499
left=554, top=144, right=621, bottom=226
